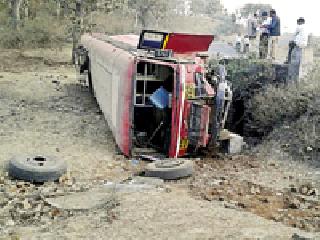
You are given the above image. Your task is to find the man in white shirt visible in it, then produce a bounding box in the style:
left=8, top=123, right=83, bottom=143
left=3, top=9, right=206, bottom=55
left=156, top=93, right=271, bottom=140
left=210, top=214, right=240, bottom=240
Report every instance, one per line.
left=287, top=17, right=308, bottom=62
left=287, top=17, right=308, bottom=82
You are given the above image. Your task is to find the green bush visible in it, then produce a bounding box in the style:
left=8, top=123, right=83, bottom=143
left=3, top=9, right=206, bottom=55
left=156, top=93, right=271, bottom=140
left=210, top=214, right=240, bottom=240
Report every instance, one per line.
left=249, top=65, right=320, bottom=130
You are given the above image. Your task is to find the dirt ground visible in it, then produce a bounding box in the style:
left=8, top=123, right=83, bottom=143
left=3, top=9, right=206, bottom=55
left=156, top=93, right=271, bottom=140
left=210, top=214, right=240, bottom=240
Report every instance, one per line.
left=0, top=48, right=319, bottom=240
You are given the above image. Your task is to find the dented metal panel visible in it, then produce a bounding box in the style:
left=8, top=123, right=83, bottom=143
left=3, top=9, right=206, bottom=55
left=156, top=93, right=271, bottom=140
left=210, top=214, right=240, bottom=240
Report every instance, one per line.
left=164, top=33, right=214, bottom=53
left=81, top=34, right=134, bottom=156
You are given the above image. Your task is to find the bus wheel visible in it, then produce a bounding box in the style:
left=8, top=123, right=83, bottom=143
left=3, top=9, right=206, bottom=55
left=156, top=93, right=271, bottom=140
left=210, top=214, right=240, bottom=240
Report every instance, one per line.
left=8, top=155, right=67, bottom=183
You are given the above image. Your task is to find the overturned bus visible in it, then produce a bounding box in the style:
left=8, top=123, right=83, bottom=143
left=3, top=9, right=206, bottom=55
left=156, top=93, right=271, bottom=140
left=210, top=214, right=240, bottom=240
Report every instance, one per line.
left=75, top=30, right=234, bottom=158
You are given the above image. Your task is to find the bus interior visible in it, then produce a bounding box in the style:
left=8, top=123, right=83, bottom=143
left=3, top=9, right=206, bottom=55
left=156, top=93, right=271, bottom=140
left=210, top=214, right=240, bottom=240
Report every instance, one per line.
left=132, top=61, right=175, bottom=156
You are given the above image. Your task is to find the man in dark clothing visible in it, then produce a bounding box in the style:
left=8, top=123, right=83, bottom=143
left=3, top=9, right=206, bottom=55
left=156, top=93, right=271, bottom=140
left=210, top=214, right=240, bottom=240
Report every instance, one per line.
left=268, top=9, right=281, bottom=59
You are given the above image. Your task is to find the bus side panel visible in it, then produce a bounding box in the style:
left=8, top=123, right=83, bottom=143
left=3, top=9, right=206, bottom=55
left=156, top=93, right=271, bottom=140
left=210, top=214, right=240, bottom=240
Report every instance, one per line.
left=82, top=35, right=134, bottom=156
left=114, top=54, right=135, bottom=156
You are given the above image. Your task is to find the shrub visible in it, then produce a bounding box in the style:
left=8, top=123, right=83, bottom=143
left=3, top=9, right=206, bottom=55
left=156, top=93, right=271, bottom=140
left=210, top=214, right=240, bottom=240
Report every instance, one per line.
left=249, top=64, right=320, bottom=131
left=252, top=62, right=320, bottom=164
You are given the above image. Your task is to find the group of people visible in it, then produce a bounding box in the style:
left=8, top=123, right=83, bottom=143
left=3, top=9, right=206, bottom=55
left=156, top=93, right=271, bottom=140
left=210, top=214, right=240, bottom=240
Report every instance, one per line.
left=235, top=9, right=309, bottom=81
left=235, top=9, right=280, bottom=59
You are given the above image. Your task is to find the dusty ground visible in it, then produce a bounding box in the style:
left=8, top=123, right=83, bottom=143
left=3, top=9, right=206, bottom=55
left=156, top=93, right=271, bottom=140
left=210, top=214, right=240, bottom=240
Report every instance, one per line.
left=0, top=48, right=319, bottom=239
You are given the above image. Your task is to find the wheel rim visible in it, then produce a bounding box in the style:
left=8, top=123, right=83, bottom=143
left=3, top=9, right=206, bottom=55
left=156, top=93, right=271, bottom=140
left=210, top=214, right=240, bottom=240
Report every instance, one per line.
left=26, top=155, right=50, bottom=167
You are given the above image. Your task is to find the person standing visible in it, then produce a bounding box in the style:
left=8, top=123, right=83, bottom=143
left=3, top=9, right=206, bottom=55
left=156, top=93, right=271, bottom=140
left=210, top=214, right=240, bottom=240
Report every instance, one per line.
left=268, top=9, right=281, bottom=60
left=243, top=35, right=250, bottom=54
left=247, top=13, right=258, bottom=54
left=247, top=13, right=258, bottom=38
left=235, top=33, right=242, bottom=53
left=259, top=11, right=271, bottom=59
left=287, top=17, right=308, bottom=82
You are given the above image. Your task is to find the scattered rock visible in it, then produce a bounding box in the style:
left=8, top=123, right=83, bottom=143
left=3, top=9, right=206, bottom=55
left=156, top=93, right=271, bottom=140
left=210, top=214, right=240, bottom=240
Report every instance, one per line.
left=307, top=188, right=318, bottom=196
left=22, top=198, right=31, bottom=210
left=288, top=198, right=300, bottom=209
left=291, top=233, right=312, bottom=240
left=299, top=183, right=316, bottom=196
left=289, top=185, right=298, bottom=193
left=299, top=186, right=309, bottom=195
left=52, top=80, right=60, bottom=84
left=306, top=147, right=313, bottom=152
left=250, top=185, right=260, bottom=194
left=224, top=202, right=237, bottom=209
left=6, top=219, right=15, bottom=226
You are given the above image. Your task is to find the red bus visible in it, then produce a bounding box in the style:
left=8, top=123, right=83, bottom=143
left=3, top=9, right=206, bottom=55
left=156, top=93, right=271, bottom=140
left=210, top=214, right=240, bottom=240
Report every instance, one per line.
left=76, top=30, right=232, bottom=158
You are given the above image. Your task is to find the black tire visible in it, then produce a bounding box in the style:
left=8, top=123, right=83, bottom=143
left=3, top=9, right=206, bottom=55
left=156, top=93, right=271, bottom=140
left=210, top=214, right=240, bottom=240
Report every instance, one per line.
left=144, top=159, right=193, bottom=180
left=8, top=155, right=67, bottom=182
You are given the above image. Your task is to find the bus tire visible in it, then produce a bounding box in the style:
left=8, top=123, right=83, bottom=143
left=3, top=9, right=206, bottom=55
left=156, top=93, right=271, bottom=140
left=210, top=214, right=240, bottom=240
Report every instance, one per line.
left=8, top=155, right=67, bottom=183
left=144, top=159, right=193, bottom=180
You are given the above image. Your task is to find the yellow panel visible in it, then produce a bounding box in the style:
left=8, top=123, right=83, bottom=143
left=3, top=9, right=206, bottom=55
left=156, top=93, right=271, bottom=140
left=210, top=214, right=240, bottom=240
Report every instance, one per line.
left=185, top=83, right=195, bottom=99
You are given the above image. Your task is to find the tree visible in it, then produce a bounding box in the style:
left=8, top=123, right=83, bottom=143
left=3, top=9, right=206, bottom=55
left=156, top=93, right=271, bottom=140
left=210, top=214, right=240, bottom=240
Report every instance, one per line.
left=239, top=3, right=272, bottom=17
left=56, top=0, right=61, bottom=18
left=191, top=0, right=223, bottom=17
left=10, top=0, right=22, bottom=29
left=130, top=0, right=172, bottom=29
left=174, top=0, right=190, bottom=16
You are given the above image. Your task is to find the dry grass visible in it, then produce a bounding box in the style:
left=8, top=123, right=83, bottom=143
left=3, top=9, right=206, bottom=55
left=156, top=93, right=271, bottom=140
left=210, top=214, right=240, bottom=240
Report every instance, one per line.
left=252, top=62, right=320, bottom=164
left=0, top=16, right=68, bottom=49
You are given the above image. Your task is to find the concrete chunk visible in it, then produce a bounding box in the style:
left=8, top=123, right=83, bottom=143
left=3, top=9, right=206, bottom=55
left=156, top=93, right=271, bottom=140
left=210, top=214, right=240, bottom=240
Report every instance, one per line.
left=45, top=187, right=114, bottom=211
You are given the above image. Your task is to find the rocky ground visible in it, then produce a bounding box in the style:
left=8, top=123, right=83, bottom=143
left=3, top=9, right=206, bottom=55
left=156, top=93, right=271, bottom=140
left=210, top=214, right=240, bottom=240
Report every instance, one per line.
left=189, top=155, right=320, bottom=232
left=0, top=48, right=319, bottom=239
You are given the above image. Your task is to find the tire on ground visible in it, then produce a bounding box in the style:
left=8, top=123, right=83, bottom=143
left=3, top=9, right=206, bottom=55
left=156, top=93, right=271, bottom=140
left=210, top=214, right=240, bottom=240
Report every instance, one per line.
left=144, top=159, right=193, bottom=180
left=8, top=155, right=67, bottom=182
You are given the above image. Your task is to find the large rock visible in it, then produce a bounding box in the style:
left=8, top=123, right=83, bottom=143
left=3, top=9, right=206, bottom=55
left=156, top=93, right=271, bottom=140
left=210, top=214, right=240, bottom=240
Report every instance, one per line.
left=220, top=131, right=244, bottom=154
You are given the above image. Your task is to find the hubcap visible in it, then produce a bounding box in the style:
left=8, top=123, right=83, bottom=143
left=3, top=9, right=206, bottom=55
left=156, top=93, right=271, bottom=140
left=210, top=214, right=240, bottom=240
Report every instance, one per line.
left=27, top=156, right=47, bottom=166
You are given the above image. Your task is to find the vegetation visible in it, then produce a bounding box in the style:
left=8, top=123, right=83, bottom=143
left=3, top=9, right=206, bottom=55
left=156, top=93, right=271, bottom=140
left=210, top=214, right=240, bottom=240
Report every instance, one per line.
left=0, top=0, right=236, bottom=49
left=239, top=3, right=272, bottom=17
left=244, top=61, right=320, bottom=163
